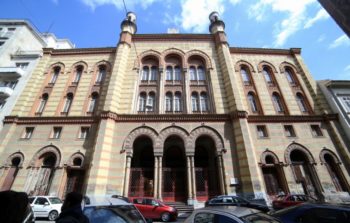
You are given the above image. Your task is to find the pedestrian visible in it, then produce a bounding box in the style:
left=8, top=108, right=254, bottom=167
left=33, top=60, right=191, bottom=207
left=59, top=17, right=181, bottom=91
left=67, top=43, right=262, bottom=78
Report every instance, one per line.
left=56, top=192, right=89, bottom=223
left=0, top=190, right=34, bottom=223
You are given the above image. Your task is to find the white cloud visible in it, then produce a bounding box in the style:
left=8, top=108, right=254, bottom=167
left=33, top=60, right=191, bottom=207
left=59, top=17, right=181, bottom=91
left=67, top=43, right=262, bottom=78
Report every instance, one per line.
left=248, top=0, right=319, bottom=47
left=317, top=34, right=326, bottom=43
left=329, top=34, right=350, bottom=49
left=304, top=8, right=329, bottom=29
left=229, top=0, right=241, bottom=4
left=79, top=0, right=159, bottom=10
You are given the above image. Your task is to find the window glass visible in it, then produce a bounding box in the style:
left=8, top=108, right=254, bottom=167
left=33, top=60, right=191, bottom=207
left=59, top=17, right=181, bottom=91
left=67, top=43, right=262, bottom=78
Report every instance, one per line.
left=146, top=93, right=155, bottom=112
left=190, top=66, right=196, bottom=80
left=29, top=197, right=35, bottom=204
left=248, top=93, right=258, bottom=112
left=284, top=125, right=296, bottom=137
left=49, top=197, right=62, bottom=204
left=192, top=93, right=199, bottom=112
left=200, top=93, right=209, bottom=112
left=241, top=68, right=250, bottom=84
left=285, top=69, right=295, bottom=84
left=23, top=127, right=34, bottom=139
left=174, top=93, right=182, bottom=112
left=165, top=93, right=172, bottom=112
left=272, top=93, right=284, bottom=112
left=342, top=96, right=350, bottom=111
left=141, top=66, right=149, bottom=81
left=96, top=67, right=106, bottom=83
left=150, top=66, right=157, bottom=81
left=198, top=66, right=205, bottom=80
left=138, top=93, right=146, bottom=112
left=63, top=95, right=73, bottom=113
left=174, top=66, right=181, bottom=81
left=73, top=68, right=82, bottom=83
left=83, top=205, right=144, bottom=223
left=263, top=68, right=273, bottom=83
left=52, top=127, right=62, bottom=139
left=257, top=125, right=268, bottom=138
left=166, top=66, right=172, bottom=80
left=35, top=197, right=48, bottom=205
left=16, top=62, right=29, bottom=70
left=80, top=127, right=90, bottom=139
left=311, top=125, right=323, bottom=137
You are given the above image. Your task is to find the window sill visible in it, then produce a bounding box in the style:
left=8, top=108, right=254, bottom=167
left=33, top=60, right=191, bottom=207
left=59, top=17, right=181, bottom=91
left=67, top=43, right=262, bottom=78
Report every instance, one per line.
left=35, top=112, right=42, bottom=116
left=19, top=138, right=31, bottom=140
left=60, top=112, right=69, bottom=116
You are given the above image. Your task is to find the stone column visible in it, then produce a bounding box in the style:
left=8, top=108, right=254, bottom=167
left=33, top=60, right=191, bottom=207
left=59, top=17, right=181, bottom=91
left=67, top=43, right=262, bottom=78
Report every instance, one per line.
left=153, top=156, right=159, bottom=198
left=158, top=156, right=163, bottom=199
left=183, top=68, right=190, bottom=113
left=158, top=68, right=165, bottom=114
left=123, top=155, right=132, bottom=197
left=187, top=156, right=193, bottom=204
left=190, top=156, right=197, bottom=200
left=217, top=154, right=226, bottom=194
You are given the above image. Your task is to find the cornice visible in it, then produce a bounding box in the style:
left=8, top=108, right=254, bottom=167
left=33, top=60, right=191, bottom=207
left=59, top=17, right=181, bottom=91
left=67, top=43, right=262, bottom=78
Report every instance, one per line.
left=132, top=34, right=214, bottom=42
left=230, top=47, right=301, bottom=55
left=247, top=114, right=338, bottom=123
left=43, top=47, right=116, bottom=56
left=3, top=116, right=98, bottom=125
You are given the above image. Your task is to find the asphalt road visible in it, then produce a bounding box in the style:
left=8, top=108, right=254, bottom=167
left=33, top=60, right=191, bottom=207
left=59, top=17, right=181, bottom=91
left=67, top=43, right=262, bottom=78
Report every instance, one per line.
left=35, top=217, right=188, bottom=223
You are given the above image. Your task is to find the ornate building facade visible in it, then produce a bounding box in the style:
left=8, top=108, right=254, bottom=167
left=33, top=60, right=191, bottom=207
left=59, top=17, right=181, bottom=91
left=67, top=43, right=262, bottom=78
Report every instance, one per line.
left=0, top=12, right=349, bottom=205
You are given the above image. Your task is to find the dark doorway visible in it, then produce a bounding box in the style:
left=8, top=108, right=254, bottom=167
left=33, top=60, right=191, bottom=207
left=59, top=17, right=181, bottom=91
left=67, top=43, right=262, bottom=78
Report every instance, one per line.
left=324, top=154, right=349, bottom=192
left=0, top=157, right=21, bottom=191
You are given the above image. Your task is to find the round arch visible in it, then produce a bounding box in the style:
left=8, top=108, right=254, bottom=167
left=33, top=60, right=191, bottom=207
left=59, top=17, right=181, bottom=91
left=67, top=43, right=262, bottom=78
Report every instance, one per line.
left=157, top=126, right=189, bottom=151
left=29, top=145, right=61, bottom=168
left=260, top=150, right=280, bottom=165
left=5, top=152, right=25, bottom=167
left=135, top=50, right=162, bottom=70
left=234, top=60, right=256, bottom=73
left=93, top=60, right=112, bottom=72
left=70, top=61, right=88, bottom=72
left=162, top=48, right=186, bottom=68
left=123, top=126, right=158, bottom=155
left=46, top=62, right=65, bottom=75
left=279, top=62, right=300, bottom=74
left=189, top=126, right=224, bottom=154
left=66, top=152, right=85, bottom=167
left=186, top=50, right=213, bottom=69
left=257, top=61, right=278, bottom=73
left=284, top=143, right=316, bottom=165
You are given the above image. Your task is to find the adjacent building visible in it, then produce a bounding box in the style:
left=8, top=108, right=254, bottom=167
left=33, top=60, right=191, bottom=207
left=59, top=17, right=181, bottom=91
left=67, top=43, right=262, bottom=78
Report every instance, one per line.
left=0, top=12, right=349, bottom=205
left=0, top=20, right=74, bottom=131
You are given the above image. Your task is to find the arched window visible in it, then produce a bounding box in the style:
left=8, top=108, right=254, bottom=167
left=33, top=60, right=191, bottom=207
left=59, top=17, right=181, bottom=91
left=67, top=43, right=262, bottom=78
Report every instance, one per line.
left=285, top=68, right=296, bottom=85
left=272, top=92, right=284, bottom=113
left=191, top=92, right=199, bottom=112
left=88, top=92, right=99, bottom=113
left=174, top=92, right=182, bottom=112
left=62, top=93, right=73, bottom=113
left=248, top=92, right=258, bottom=113
left=150, top=66, right=157, bottom=81
left=37, top=93, right=49, bottom=114
left=146, top=92, right=155, bottom=112
left=198, top=66, right=206, bottom=80
left=241, top=67, right=251, bottom=85
left=138, top=92, right=147, bottom=112
left=141, top=66, right=149, bottom=81
left=166, top=66, right=173, bottom=80
left=200, top=92, right=209, bottom=112
left=165, top=92, right=172, bottom=112
left=96, top=66, right=106, bottom=84
left=323, top=153, right=348, bottom=192
left=174, top=66, right=181, bottom=81
left=263, top=67, right=273, bottom=84
left=296, top=93, right=308, bottom=112
left=190, top=66, right=196, bottom=81
left=73, top=66, right=82, bottom=83
left=49, top=67, right=60, bottom=84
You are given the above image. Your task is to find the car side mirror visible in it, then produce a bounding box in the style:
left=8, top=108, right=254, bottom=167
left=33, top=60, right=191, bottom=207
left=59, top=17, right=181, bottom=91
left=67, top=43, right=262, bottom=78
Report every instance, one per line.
left=44, top=202, right=49, bottom=205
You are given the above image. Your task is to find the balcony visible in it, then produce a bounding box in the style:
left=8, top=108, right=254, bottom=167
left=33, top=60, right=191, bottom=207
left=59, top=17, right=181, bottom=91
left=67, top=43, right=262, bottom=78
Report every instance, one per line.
left=0, top=86, right=14, bottom=97
left=0, top=67, right=24, bottom=78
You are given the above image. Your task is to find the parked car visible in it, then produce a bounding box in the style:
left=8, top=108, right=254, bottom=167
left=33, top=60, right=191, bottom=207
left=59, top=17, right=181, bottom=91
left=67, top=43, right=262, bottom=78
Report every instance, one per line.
left=205, top=195, right=270, bottom=212
left=29, top=196, right=63, bottom=220
left=184, top=206, right=281, bottom=223
left=132, top=197, right=178, bottom=222
left=83, top=195, right=148, bottom=223
left=272, top=194, right=317, bottom=210
left=271, top=203, right=350, bottom=223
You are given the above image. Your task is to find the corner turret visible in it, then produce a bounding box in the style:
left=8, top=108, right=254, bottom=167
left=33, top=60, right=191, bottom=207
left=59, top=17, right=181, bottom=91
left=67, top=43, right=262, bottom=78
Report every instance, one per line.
left=209, top=11, right=225, bottom=34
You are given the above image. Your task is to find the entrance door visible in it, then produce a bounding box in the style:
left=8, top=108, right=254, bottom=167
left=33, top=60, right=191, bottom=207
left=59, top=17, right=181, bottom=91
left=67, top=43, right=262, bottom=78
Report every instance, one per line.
left=64, top=169, right=85, bottom=197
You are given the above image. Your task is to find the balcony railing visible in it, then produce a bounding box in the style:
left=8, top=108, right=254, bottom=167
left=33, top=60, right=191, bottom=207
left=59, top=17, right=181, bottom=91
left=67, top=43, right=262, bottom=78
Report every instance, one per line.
left=0, top=86, right=14, bottom=97
left=0, top=67, right=24, bottom=78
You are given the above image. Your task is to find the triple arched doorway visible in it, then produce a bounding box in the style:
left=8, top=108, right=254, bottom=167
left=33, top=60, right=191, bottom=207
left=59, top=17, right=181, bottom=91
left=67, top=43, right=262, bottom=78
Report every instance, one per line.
left=126, top=127, right=224, bottom=202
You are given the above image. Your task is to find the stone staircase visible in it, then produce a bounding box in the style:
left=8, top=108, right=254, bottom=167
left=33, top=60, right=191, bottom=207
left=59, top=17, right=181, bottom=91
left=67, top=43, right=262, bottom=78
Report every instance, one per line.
left=165, top=202, right=194, bottom=217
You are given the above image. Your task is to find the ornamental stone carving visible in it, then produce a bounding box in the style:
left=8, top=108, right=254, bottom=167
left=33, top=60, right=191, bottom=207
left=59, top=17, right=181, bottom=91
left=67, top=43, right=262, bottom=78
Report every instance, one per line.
left=123, top=126, right=158, bottom=154
left=284, top=143, right=316, bottom=165
left=66, top=152, right=85, bottom=167
left=186, top=50, right=213, bottom=69
left=4, top=152, right=25, bottom=167
left=135, top=50, right=162, bottom=70
left=29, top=145, right=61, bottom=168
left=189, top=126, right=224, bottom=153
left=260, top=150, right=280, bottom=165
left=157, top=126, right=190, bottom=150
left=320, top=148, right=341, bottom=165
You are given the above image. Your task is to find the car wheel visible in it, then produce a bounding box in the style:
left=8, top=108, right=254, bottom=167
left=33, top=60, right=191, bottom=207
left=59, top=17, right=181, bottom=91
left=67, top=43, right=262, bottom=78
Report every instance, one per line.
left=48, top=210, right=58, bottom=221
left=161, top=212, right=170, bottom=222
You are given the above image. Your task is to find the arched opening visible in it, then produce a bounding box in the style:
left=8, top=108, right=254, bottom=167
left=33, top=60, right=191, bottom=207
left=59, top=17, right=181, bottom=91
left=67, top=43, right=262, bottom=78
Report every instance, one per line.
left=260, top=152, right=288, bottom=199
left=163, top=135, right=187, bottom=202
left=129, top=136, right=154, bottom=197
left=0, top=156, right=22, bottom=191
left=324, top=153, right=349, bottom=192
left=290, top=149, right=322, bottom=199
left=64, top=154, right=85, bottom=197
left=194, top=136, right=220, bottom=201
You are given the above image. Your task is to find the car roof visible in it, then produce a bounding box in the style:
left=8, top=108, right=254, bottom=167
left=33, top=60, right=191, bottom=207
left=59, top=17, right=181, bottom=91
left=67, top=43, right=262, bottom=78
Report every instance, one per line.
left=84, top=195, right=132, bottom=207
left=195, top=206, right=261, bottom=218
left=30, top=196, right=60, bottom=198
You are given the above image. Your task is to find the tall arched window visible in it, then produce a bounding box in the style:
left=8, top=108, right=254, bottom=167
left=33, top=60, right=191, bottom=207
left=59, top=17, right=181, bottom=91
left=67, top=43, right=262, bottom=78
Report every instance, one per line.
left=147, top=92, right=155, bottom=112
left=165, top=92, right=172, bottom=112
left=200, top=92, right=209, bottom=112
left=150, top=66, right=157, bottom=81
left=198, top=66, right=206, bottom=80
left=285, top=68, right=296, bottom=85
left=37, top=93, right=49, bottom=114
left=96, top=66, right=106, bottom=84
left=138, top=92, right=147, bottom=112
left=323, top=153, right=348, bottom=192
left=263, top=67, right=273, bottom=84
left=88, top=92, right=99, bottom=113
left=190, top=66, right=196, bottom=80
left=174, top=92, right=182, bottom=112
left=191, top=92, right=199, bottom=112
left=272, top=92, right=284, bottom=113
left=73, top=66, right=82, bottom=83
left=141, top=66, right=149, bottom=81
left=248, top=92, right=258, bottom=113
left=0, top=155, right=22, bottom=191
left=166, top=66, right=173, bottom=80
left=62, top=93, right=73, bottom=113
left=241, top=67, right=251, bottom=85
left=49, top=67, right=60, bottom=84
left=296, top=93, right=308, bottom=112
left=174, top=66, right=181, bottom=81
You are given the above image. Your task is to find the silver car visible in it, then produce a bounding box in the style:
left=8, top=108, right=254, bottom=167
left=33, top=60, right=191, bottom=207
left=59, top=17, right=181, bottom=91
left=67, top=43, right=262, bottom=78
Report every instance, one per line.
left=184, top=206, right=281, bottom=223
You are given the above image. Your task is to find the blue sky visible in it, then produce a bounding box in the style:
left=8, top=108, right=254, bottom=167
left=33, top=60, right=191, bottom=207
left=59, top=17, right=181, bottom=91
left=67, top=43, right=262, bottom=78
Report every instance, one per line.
left=2, top=0, right=350, bottom=80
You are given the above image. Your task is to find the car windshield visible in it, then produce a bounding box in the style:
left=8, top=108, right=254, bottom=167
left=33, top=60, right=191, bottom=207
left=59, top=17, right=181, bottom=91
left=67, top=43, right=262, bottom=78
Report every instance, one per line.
left=49, top=197, right=62, bottom=204
left=84, top=205, right=145, bottom=223
left=29, top=197, right=35, bottom=204
left=242, top=213, right=281, bottom=223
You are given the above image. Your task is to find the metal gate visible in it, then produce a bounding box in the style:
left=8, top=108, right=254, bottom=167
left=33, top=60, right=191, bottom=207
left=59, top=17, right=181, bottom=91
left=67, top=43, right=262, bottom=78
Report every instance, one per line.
left=162, top=168, right=186, bottom=202
left=128, top=168, right=154, bottom=197
left=195, top=167, right=219, bottom=200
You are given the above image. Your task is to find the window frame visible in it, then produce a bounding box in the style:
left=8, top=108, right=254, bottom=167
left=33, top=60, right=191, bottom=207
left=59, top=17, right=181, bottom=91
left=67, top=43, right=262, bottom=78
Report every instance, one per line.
left=310, top=124, right=323, bottom=137
left=51, top=127, right=63, bottom=139
left=22, top=127, right=35, bottom=139
left=256, top=125, right=268, bottom=138
left=79, top=127, right=90, bottom=139
left=284, top=125, right=296, bottom=138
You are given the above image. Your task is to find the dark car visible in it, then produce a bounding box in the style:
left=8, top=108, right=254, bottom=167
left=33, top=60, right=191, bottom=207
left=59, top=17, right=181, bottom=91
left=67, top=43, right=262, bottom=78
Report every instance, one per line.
left=132, top=197, right=178, bottom=222
left=205, top=195, right=270, bottom=212
left=271, top=203, right=350, bottom=223
left=272, top=194, right=317, bottom=210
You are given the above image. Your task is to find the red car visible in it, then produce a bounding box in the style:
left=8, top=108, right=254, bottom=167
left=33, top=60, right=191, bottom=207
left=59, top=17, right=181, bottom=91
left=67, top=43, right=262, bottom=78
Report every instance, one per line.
left=272, top=194, right=317, bottom=210
left=132, top=197, right=178, bottom=222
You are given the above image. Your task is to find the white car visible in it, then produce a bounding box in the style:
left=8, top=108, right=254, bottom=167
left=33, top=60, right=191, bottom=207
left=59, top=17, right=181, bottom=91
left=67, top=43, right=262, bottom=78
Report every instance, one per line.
left=29, top=196, right=63, bottom=221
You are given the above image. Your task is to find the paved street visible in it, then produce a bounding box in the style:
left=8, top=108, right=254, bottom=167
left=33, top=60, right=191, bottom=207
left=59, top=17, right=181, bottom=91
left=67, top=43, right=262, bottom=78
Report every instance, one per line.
left=35, top=216, right=188, bottom=223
